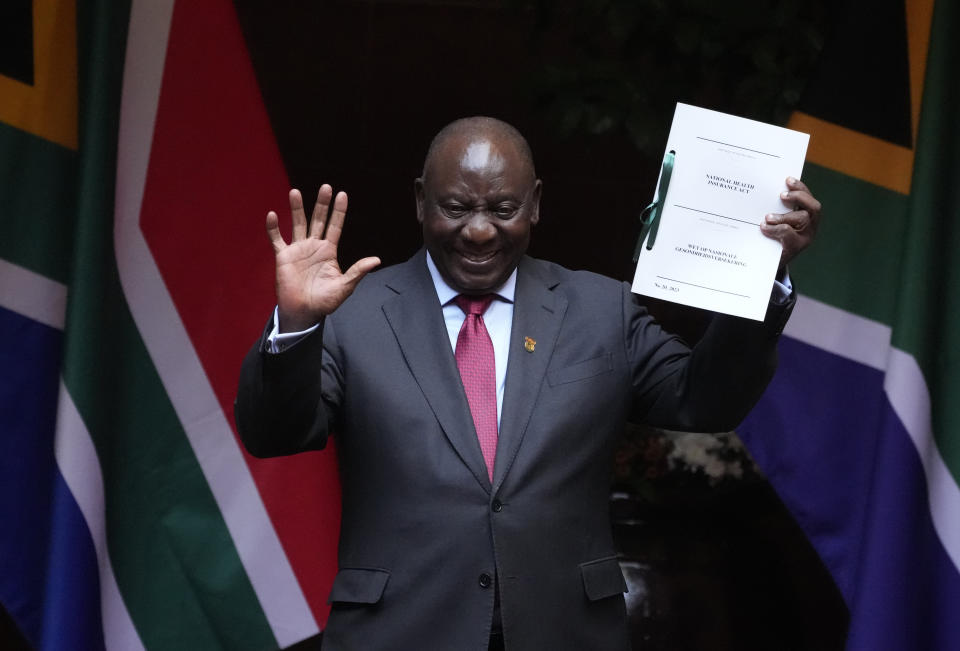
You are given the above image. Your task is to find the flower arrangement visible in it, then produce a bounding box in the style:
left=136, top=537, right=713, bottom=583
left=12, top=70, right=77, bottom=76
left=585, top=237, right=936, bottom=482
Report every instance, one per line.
left=613, top=422, right=763, bottom=506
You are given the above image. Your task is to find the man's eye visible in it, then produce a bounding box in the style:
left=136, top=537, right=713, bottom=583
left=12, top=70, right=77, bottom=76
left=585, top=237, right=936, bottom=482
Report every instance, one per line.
left=442, top=204, right=467, bottom=217
left=494, top=204, right=518, bottom=218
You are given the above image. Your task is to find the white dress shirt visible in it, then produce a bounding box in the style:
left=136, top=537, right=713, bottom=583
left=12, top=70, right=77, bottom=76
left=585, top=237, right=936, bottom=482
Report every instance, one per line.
left=426, top=252, right=515, bottom=427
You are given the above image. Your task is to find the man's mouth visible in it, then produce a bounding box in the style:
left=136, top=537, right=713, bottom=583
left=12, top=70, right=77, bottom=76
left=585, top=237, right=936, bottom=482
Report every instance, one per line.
left=458, top=250, right=498, bottom=265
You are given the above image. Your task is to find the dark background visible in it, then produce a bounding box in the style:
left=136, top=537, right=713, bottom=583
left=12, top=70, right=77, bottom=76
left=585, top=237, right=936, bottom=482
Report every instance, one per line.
left=232, top=0, right=829, bottom=283
left=234, top=0, right=652, bottom=285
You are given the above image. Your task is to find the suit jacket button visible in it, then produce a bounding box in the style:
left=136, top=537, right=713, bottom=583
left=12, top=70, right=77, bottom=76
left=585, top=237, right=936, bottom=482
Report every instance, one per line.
left=479, top=573, right=493, bottom=588
left=492, top=499, right=503, bottom=512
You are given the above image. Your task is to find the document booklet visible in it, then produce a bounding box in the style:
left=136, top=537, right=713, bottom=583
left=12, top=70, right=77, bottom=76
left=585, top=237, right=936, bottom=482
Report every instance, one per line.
left=631, top=103, right=809, bottom=321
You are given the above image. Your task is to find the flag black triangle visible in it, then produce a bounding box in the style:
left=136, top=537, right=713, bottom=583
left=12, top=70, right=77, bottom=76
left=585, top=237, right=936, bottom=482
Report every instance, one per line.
left=0, top=0, right=34, bottom=86
left=799, top=0, right=912, bottom=148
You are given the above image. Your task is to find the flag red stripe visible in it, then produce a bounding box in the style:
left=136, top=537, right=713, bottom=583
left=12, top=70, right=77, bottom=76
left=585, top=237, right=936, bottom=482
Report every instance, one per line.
left=137, top=0, right=339, bottom=626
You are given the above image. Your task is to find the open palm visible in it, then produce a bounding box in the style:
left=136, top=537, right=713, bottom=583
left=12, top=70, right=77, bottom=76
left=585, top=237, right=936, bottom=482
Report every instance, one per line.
left=268, top=185, right=380, bottom=332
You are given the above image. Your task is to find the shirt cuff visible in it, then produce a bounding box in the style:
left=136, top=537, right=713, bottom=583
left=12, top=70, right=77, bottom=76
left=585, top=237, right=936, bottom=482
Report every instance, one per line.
left=265, top=306, right=320, bottom=354
left=770, top=267, right=793, bottom=305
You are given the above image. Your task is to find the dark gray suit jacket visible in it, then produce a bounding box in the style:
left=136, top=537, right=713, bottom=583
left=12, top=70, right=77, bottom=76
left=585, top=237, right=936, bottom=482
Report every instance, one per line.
left=236, top=250, right=792, bottom=650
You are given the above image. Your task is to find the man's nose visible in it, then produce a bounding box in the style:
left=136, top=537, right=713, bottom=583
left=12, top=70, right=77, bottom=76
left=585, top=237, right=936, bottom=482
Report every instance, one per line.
left=461, top=212, right=496, bottom=245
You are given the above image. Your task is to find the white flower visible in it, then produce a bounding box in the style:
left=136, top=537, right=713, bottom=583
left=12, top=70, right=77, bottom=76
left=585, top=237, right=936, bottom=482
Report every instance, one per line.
left=661, top=430, right=757, bottom=484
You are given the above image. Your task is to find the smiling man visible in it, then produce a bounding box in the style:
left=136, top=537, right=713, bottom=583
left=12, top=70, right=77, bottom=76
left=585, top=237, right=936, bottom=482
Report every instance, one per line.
left=236, top=116, right=820, bottom=650
left=415, top=120, right=541, bottom=297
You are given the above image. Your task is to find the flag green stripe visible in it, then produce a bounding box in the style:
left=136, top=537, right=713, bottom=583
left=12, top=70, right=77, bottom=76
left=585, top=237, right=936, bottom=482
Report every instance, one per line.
left=62, top=298, right=276, bottom=651
left=0, top=122, right=77, bottom=283
left=64, top=1, right=277, bottom=648
left=789, top=163, right=909, bottom=326
left=894, top=0, right=960, bottom=482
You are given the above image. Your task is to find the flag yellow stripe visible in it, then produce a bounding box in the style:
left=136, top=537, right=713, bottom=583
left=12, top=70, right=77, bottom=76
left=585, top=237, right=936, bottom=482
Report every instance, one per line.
left=0, top=0, right=78, bottom=150
left=907, top=0, right=935, bottom=145
left=790, top=0, right=935, bottom=196
left=788, top=112, right=914, bottom=195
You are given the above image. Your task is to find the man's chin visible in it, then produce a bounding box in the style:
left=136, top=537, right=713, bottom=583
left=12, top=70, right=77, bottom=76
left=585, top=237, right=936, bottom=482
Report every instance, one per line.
left=448, top=268, right=506, bottom=295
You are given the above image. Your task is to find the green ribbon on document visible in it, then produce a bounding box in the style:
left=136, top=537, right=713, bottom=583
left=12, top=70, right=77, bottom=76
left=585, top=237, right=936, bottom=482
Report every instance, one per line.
left=633, top=149, right=675, bottom=262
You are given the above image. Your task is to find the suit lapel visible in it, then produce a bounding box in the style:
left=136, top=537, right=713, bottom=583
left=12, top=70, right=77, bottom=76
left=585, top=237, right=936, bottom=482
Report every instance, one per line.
left=381, top=251, right=493, bottom=493
left=493, top=257, right=567, bottom=493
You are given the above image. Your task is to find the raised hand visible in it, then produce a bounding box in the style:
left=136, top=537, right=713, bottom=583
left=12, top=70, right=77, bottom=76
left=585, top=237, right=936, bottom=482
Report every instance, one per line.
left=267, top=185, right=380, bottom=332
left=760, top=176, right=822, bottom=269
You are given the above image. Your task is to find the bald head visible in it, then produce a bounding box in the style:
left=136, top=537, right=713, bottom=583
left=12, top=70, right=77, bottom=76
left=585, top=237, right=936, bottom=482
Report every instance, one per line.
left=421, top=117, right=536, bottom=183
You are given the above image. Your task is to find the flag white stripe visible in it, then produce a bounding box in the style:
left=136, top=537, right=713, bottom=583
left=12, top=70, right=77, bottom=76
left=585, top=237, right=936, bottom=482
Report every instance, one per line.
left=53, top=383, right=146, bottom=651
left=112, top=0, right=317, bottom=644
left=784, top=293, right=891, bottom=371
left=0, top=258, right=143, bottom=648
left=784, top=293, right=960, bottom=572
left=884, top=349, right=960, bottom=573
left=0, top=258, right=67, bottom=329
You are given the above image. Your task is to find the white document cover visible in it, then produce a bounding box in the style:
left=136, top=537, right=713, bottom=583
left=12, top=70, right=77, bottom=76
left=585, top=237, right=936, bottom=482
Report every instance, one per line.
left=631, top=103, right=809, bottom=320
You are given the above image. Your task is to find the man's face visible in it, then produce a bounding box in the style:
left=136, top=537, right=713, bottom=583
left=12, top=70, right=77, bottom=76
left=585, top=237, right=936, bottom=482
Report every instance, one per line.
left=416, top=135, right=541, bottom=295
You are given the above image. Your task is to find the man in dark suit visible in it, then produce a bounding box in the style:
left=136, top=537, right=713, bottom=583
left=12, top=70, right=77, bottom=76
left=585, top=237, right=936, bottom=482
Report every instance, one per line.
left=236, top=117, right=820, bottom=650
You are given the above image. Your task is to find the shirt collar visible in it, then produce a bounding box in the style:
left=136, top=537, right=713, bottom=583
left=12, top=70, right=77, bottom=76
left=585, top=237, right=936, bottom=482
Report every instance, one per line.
left=425, top=251, right=517, bottom=306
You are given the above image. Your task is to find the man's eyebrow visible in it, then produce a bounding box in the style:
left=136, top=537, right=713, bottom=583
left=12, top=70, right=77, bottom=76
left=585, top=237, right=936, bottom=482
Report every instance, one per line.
left=489, top=192, right=527, bottom=203
left=435, top=190, right=527, bottom=204
left=437, top=193, right=470, bottom=202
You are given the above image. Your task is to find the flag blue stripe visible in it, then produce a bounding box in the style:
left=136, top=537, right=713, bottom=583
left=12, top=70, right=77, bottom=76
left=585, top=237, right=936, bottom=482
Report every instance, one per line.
left=741, top=336, right=960, bottom=649
left=844, top=405, right=960, bottom=650
left=0, top=307, right=105, bottom=651
left=38, top=473, right=107, bottom=651
left=741, top=336, right=885, bottom=603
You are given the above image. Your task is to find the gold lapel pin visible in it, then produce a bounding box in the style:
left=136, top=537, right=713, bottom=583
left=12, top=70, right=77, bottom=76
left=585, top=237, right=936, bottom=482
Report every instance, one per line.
left=524, top=336, right=536, bottom=353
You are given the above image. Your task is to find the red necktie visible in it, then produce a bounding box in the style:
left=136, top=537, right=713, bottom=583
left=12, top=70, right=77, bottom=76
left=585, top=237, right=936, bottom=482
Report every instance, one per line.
left=453, top=294, right=498, bottom=481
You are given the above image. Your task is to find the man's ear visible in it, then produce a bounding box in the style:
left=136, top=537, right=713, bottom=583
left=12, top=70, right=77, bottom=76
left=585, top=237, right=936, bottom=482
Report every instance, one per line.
left=414, top=178, right=425, bottom=224
left=529, top=179, right=543, bottom=226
